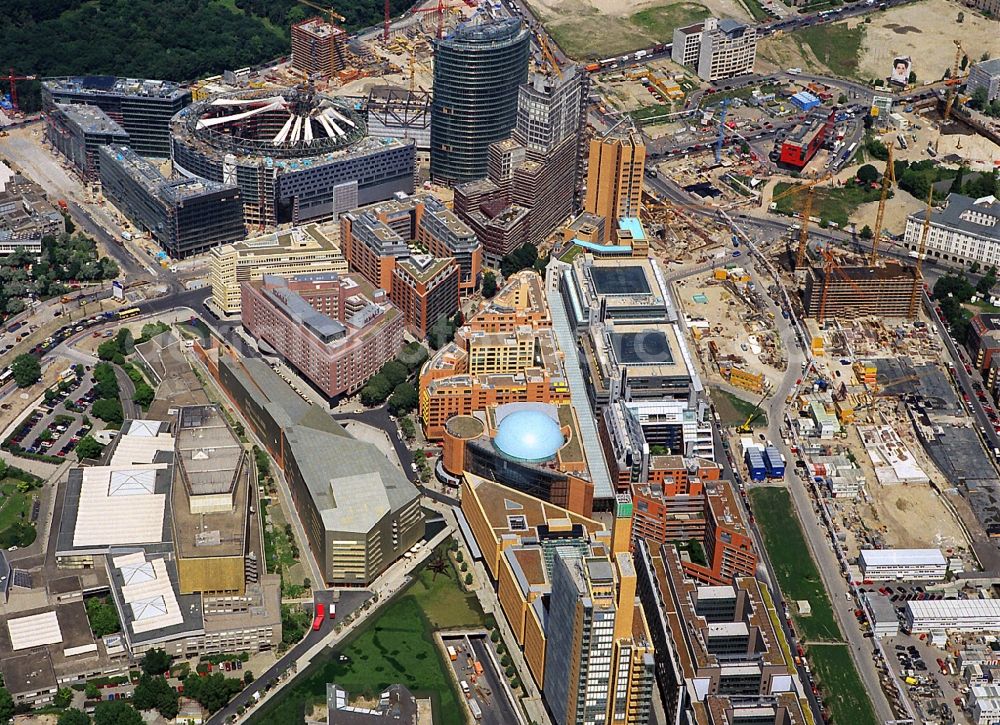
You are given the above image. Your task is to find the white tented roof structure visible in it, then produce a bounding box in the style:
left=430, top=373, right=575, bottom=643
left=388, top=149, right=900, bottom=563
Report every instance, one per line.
left=113, top=552, right=184, bottom=634
left=7, top=611, right=62, bottom=651
left=109, top=421, right=173, bottom=466
left=73, top=465, right=167, bottom=547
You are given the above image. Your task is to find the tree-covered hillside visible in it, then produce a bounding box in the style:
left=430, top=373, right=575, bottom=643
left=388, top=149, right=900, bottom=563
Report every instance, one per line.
left=1, top=0, right=417, bottom=112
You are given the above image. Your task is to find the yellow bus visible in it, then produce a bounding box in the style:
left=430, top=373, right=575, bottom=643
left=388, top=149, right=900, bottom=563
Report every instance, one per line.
left=117, top=307, right=141, bottom=320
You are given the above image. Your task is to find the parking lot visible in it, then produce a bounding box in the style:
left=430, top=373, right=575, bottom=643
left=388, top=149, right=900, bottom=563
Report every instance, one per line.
left=2, top=370, right=97, bottom=461
left=441, top=633, right=522, bottom=725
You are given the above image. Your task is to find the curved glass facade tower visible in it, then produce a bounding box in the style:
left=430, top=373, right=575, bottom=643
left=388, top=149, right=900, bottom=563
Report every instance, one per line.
left=430, top=18, right=530, bottom=185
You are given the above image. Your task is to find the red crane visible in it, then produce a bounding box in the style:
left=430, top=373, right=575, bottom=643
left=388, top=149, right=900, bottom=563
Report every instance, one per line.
left=410, top=0, right=474, bottom=39
left=3, top=69, right=37, bottom=114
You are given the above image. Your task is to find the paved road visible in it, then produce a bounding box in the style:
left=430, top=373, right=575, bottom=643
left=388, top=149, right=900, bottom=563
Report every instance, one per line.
left=113, top=364, right=140, bottom=420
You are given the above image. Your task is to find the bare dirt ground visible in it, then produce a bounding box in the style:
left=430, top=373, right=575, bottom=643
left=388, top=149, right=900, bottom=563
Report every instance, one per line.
left=854, top=0, right=997, bottom=83
left=849, top=187, right=925, bottom=237
left=836, top=422, right=971, bottom=559
left=528, top=0, right=750, bottom=59
left=758, top=0, right=996, bottom=81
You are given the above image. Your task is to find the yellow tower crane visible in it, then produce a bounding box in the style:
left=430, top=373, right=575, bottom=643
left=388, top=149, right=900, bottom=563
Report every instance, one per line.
left=944, top=40, right=965, bottom=121
left=769, top=173, right=833, bottom=269
left=869, top=142, right=896, bottom=265
left=908, top=187, right=935, bottom=317
left=297, top=0, right=347, bottom=24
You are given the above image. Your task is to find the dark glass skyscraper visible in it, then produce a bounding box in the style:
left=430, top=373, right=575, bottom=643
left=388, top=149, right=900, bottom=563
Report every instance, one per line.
left=430, top=17, right=530, bottom=185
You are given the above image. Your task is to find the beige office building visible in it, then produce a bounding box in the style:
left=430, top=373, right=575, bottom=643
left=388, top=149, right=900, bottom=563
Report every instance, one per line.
left=584, top=131, right=646, bottom=243
left=209, top=221, right=348, bottom=315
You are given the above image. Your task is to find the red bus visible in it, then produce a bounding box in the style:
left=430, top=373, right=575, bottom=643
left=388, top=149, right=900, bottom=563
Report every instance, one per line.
left=312, top=603, right=325, bottom=631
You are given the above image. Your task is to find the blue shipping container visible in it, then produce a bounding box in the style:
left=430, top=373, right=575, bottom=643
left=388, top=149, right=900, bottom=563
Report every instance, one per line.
left=745, top=449, right=766, bottom=481
left=763, top=447, right=785, bottom=478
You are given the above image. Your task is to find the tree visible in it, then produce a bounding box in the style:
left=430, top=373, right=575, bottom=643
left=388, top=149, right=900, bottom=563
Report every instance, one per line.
left=11, top=354, right=41, bottom=388
left=0, top=688, right=13, bottom=725
left=92, top=398, right=124, bottom=425
left=465, top=573, right=473, bottom=585
left=860, top=225, right=873, bottom=240
left=971, top=261, right=982, bottom=274
left=85, top=683, right=101, bottom=701
left=837, top=94, right=848, bottom=104
left=85, top=596, right=121, bottom=637
left=141, top=648, right=172, bottom=676
left=908, top=70, right=917, bottom=84
left=978, top=269, right=997, bottom=296
left=481, top=271, right=497, bottom=298
left=856, top=164, right=880, bottom=184
left=957, top=11, right=965, bottom=22
left=244, top=671, right=254, bottom=685
left=132, top=382, right=154, bottom=408
left=132, top=675, right=179, bottom=719
left=182, top=673, right=242, bottom=713
left=500, top=243, right=538, bottom=278
left=97, top=340, right=119, bottom=361
left=54, top=687, right=74, bottom=708
left=75, top=435, right=105, bottom=461
left=965, top=171, right=1000, bottom=199
left=387, top=382, right=419, bottom=416
left=93, top=700, right=143, bottom=725
left=380, top=360, right=409, bottom=389
left=399, top=416, right=416, bottom=440
left=360, top=376, right=392, bottom=407
left=951, top=166, right=967, bottom=194
left=114, top=328, right=134, bottom=355
left=58, top=709, right=91, bottom=725
left=427, top=314, right=457, bottom=351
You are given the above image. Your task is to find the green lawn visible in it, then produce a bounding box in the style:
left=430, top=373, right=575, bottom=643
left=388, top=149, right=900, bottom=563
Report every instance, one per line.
left=792, top=24, right=865, bottom=79
left=251, top=553, right=485, bottom=725
left=631, top=2, right=709, bottom=36
left=559, top=244, right=585, bottom=263
left=808, top=645, right=880, bottom=725
left=748, top=488, right=839, bottom=642
left=0, top=481, right=32, bottom=532
left=772, top=181, right=884, bottom=228
left=711, top=388, right=768, bottom=429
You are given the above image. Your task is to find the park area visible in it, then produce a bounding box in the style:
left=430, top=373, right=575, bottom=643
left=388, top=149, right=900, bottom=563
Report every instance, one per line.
left=0, top=461, right=43, bottom=548
left=251, top=547, right=486, bottom=725
left=749, top=487, right=878, bottom=725
left=526, top=0, right=749, bottom=59
left=771, top=180, right=885, bottom=229
left=758, top=0, right=996, bottom=82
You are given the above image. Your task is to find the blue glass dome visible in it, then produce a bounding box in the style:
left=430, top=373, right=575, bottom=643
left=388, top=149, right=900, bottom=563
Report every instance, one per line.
left=494, top=410, right=564, bottom=462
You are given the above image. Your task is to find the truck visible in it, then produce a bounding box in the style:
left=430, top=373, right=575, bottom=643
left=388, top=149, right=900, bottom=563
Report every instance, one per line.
left=121, top=231, right=133, bottom=241
left=448, top=646, right=458, bottom=661
left=473, top=661, right=484, bottom=676
left=6, top=321, right=23, bottom=334
left=468, top=699, right=483, bottom=720
left=312, top=603, right=325, bottom=631
left=460, top=680, right=471, bottom=698
left=329, top=604, right=336, bottom=620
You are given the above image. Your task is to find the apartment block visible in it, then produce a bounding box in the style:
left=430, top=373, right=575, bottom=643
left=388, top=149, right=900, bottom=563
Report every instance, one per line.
left=290, top=17, right=347, bottom=79
left=632, top=476, right=756, bottom=585
left=0, top=175, right=66, bottom=257
left=903, top=193, right=1000, bottom=267
left=391, top=255, right=460, bottom=339
left=209, top=221, right=348, bottom=315
left=967, top=58, right=1000, bottom=103
left=671, top=18, right=756, bottom=82
left=99, top=144, right=244, bottom=259
left=341, top=193, right=480, bottom=293
left=635, top=541, right=808, bottom=724
left=584, top=130, right=645, bottom=243
left=45, top=104, right=130, bottom=180
left=241, top=273, right=405, bottom=398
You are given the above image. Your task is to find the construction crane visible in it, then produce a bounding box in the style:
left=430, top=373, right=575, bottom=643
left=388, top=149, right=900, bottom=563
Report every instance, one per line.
left=868, top=142, right=896, bottom=265
left=908, top=187, right=934, bottom=317
left=715, top=99, right=731, bottom=165
left=769, top=173, right=833, bottom=269
left=944, top=39, right=966, bottom=121
left=536, top=32, right=562, bottom=79
left=736, top=390, right=770, bottom=433
left=296, top=0, right=347, bottom=25
left=2, top=69, right=37, bottom=114
left=817, top=246, right=871, bottom=323
left=411, top=0, right=470, bottom=39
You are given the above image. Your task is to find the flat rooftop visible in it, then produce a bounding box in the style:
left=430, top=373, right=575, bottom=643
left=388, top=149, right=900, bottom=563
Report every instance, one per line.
left=175, top=406, right=242, bottom=496
left=44, top=75, right=188, bottom=101
left=590, top=265, right=651, bottom=296
left=215, top=220, right=343, bottom=259
left=55, top=103, right=128, bottom=137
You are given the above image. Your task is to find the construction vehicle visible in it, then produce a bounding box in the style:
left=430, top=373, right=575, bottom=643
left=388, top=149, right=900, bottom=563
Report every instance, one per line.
left=536, top=32, right=562, bottom=78
left=736, top=390, right=770, bottom=433
left=868, top=142, right=895, bottom=265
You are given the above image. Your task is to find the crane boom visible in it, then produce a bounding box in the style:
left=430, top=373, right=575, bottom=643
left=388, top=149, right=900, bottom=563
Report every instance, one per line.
left=869, top=142, right=895, bottom=265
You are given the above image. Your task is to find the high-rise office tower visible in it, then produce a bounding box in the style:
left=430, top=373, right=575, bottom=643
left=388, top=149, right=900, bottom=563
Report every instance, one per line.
left=545, top=549, right=655, bottom=725
left=584, top=130, right=646, bottom=243
left=430, top=18, right=530, bottom=185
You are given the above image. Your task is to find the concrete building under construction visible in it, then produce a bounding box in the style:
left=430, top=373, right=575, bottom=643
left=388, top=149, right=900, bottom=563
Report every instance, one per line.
left=802, top=262, right=920, bottom=320
left=291, top=17, right=348, bottom=79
